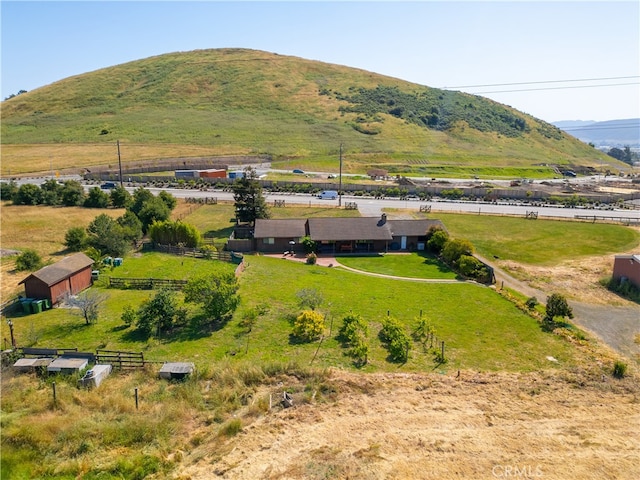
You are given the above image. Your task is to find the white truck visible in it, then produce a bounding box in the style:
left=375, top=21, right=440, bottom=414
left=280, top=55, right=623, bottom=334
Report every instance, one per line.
left=317, top=190, right=338, bottom=200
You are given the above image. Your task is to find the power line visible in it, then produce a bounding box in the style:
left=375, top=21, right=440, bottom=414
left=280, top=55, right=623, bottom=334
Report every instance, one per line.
left=445, top=76, right=640, bottom=89
left=472, top=82, right=639, bottom=94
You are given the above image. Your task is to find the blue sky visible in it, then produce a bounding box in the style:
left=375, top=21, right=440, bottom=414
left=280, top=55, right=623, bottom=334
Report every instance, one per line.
left=1, top=1, right=639, bottom=122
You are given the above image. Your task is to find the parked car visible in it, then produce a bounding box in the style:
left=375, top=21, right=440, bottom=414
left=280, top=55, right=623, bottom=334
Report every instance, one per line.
left=100, top=182, right=117, bottom=189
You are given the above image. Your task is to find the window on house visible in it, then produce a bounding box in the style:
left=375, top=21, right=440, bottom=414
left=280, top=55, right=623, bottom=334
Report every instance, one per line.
left=263, top=238, right=274, bottom=245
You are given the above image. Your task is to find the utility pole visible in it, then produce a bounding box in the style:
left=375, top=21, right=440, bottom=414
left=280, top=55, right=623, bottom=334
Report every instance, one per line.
left=338, top=143, right=343, bottom=207
left=117, top=140, right=123, bottom=187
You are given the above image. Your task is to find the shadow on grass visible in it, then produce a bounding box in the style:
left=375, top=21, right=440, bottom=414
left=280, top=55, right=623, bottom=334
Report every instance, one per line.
left=416, top=252, right=456, bottom=274
left=203, top=226, right=235, bottom=240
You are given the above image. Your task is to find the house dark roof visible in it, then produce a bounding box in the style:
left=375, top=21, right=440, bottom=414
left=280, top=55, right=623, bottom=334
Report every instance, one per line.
left=388, top=219, right=445, bottom=236
left=19, top=252, right=94, bottom=286
left=308, top=217, right=393, bottom=241
left=254, top=219, right=308, bottom=239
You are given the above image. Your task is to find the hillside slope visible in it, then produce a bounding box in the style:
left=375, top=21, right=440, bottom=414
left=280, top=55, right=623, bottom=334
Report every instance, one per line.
left=1, top=48, right=619, bottom=174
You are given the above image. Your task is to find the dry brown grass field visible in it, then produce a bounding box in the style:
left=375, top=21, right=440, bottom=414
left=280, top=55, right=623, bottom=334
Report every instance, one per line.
left=0, top=200, right=199, bottom=301
left=0, top=203, right=125, bottom=300
left=175, top=369, right=640, bottom=480
left=1, top=144, right=245, bottom=176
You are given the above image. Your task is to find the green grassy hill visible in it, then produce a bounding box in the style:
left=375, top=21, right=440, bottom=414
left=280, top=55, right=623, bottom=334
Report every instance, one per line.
left=1, top=48, right=621, bottom=175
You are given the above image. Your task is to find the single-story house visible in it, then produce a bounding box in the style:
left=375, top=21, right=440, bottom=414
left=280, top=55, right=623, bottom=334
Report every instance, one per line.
left=19, top=252, right=95, bottom=305
left=253, top=214, right=445, bottom=254
left=612, top=254, right=640, bottom=288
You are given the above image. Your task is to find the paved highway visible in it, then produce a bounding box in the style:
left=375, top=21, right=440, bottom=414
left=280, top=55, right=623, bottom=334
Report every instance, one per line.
left=142, top=187, right=639, bottom=221
left=5, top=175, right=638, bottom=221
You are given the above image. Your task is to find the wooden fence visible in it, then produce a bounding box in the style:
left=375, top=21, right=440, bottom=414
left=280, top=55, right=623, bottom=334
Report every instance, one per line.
left=19, top=347, right=78, bottom=357
left=152, top=243, right=233, bottom=261
left=96, top=350, right=145, bottom=369
left=108, top=277, right=188, bottom=290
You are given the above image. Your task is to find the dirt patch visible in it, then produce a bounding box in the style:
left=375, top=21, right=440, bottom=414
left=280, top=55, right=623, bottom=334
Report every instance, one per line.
left=173, top=369, right=640, bottom=480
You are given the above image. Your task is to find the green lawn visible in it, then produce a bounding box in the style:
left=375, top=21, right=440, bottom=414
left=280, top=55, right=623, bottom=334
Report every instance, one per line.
left=337, top=252, right=457, bottom=279
left=418, top=213, right=640, bottom=265
left=97, top=251, right=235, bottom=280
left=5, top=254, right=580, bottom=373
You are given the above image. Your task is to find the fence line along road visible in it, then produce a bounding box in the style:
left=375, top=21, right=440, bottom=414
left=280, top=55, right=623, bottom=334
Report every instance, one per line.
left=121, top=187, right=640, bottom=222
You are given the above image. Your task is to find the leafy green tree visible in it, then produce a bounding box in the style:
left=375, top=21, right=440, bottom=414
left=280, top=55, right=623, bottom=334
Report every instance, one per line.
left=83, top=246, right=102, bottom=266
left=0, top=180, right=18, bottom=200
left=137, top=197, right=170, bottom=233
left=64, top=226, right=88, bottom=251
left=110, top=185, right=132, bottom=208
left=426, top=229, right=449, bottom=253
left=129, top=187, right=154, bottom=217
left=61, top=180, right=86, bottom=206
left=544, top=293, right=574, bottom=325
left=292, top=310, right=325, bottom=342
left=136, top=288, right=180, bottom=337
left=184, top=273, right=240, bottom=324
left=87, top=213, right=129, bottom=257
left=13, top=183, right=42, bottom=205
left=232, top=167, right=270, bottom=225
left=158, top=190, right=177, bottom=211
left=117, top=210, right=143, bottom=244
left=148, top=220, right=201, bottom=247
left=84, top=187, right=110, bottom=208
left=15, top=249, right=43, bottom=271
left=40, top=179, right=63, bottom=205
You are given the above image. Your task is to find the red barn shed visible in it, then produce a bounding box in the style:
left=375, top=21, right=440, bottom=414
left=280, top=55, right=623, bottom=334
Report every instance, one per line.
left=19, top=253, right=95, bottom=305
left=613, top=254, right=640, bottom=288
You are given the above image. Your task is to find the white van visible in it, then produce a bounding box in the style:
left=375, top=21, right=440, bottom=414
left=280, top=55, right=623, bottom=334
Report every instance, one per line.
left=317, top=190, right=338, bottom=200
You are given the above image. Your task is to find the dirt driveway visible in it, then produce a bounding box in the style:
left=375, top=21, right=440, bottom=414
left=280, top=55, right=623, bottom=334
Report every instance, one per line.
left=479, top=254, right=640, bottom=362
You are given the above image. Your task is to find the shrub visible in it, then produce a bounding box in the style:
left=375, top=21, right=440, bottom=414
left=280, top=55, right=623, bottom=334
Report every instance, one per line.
left=338, top=313, right=368, bottom=342
left=525, top=297, right=539, bottom=309
left=306, top=252, right=317, bottom=265
left=441, top=238, right=474, bottom=265
left=612, top=361, right=627, bottom=379
left=338, top=313, right=369, bottom=366
left=380, top=316, right=410, bottom=363
left=15, top=249, right=43, bottom=271
left=293, top=310, right=325, bottom=342
left=64, top=227, right=88, bottom=252
left=121, top=304, right=137, bottom=327
left=301, top=236, right=317, bottom=254
left=296, top=288, right=324, bottom=311
left=426, top=229, right=449, bottom=253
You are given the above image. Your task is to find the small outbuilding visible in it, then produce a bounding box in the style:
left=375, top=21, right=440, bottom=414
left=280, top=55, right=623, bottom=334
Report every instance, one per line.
left=159, top=362, right=195, bottom=380
left=19, top=253, right=95, bottom=306
left=78, top=364, right=113, bottom=389
left=47, top=356, right=90, bottom=375
left=613, top=254, right=640, bottom=288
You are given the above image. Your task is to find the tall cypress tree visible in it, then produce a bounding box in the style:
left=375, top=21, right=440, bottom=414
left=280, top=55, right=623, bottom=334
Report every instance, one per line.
left=232, top=166, right=270, bottom=225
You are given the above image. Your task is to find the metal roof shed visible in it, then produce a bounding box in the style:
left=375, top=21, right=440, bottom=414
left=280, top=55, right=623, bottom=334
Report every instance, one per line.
left=19, top=253, right=94, bottom=305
